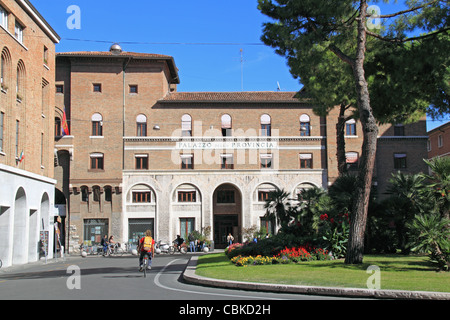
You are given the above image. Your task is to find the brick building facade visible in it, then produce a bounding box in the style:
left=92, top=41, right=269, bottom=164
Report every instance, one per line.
left=54, top=50, right=428, bottom=252
left=428, top=121, right=450, bottom=159
left=0, top=0, right=60, bottom=267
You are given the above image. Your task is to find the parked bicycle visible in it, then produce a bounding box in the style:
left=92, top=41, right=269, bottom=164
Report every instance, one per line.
left=103, top=243, right=124, bottom=257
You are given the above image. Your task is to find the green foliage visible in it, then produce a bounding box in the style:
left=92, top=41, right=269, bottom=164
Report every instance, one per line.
left=408, top=213, right=450, bottom=271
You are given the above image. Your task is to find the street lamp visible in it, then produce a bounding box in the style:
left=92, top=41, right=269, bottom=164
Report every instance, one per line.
left=109, top=43, right=122, bottom=55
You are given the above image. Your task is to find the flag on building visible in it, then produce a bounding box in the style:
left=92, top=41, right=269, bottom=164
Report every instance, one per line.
left=62, top=107, right=69, bottom=136
left=18, top=150, right=24, bottom=163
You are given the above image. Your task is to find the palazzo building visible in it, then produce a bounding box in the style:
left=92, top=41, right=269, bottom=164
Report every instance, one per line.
left=0, top=0, right=60, bottom=267
left=54, top=49, right=428, bottom=251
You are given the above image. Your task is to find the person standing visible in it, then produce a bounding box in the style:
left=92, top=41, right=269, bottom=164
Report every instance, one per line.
left=188, top=233, right=196, bottom=252
left=138, top=230, right=154, bottom=271
left=227, top=233, right=234, bottom=246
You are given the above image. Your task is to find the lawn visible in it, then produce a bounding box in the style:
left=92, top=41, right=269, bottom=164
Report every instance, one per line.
left=195, top=253, right=450, bottom=293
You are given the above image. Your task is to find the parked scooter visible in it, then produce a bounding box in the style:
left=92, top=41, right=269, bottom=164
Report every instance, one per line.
left=155, top=240, right=171, bottom=254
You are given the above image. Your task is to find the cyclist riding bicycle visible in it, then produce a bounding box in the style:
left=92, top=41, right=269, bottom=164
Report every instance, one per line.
left=138, top=230, right=154, bottom=271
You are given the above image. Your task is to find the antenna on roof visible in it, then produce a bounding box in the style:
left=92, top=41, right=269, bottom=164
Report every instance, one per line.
left=277, top=82, right=281, bottom=91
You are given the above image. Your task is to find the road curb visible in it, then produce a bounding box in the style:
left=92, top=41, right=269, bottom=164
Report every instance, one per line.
left=183, top=256, right=450, bottom=300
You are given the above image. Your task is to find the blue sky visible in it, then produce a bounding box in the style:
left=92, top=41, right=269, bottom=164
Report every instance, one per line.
left=32, top=0, right=448, bottom=131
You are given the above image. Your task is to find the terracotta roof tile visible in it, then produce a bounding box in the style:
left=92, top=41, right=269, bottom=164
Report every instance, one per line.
left=160, top=91, right=308, bottom=103
left=56, top=51, right=173, bottom=59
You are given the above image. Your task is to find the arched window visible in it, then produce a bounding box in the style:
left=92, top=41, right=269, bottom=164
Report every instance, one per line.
left=300, top=114, right=310, bottom=136
left=80, top=186, right=89, bottom=202
left=92, top=185, right=101, bottom=202
left=91, top=113, right=103, bottom=136
left=181, top=114, right=192, bottom=137
left=136, top=114, right=147, bottom=136
left=221, top=114, right=232, bottom=137
left=16, top=59, right=25, bottom=100
left=260, top=114, right=271, bottom=136
left=1, top=47, right=11, bottom=90
left=104, top=186, right=112, bottom=202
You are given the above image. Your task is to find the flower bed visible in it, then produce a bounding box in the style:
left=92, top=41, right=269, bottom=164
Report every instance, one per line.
left=228, top=246, right=332, bottom=267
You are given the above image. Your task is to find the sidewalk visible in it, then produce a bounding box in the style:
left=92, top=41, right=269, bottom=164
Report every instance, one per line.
left=182, top=255, right=450, bottom=300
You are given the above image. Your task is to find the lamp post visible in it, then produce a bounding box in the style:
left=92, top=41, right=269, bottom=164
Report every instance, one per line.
left=109, top=43, right=122, bottom=55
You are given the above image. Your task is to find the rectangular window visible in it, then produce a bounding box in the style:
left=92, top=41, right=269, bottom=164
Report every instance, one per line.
left=135, top=154, right=148, bottom=170
left=394, top=125, right=405, bottom=136
left=43, top=46, right=48, bottom=65
left=92, top=121, right=102, bottom=136
left=300, top=123, right=310, bottom=136
left=15, top=22, right=23, bottom=43
left=217, top=190, right=235, bottom=203
left=181, top=154, right=194, bottom=169
left=83, top=219, right=108, bottom=245
left=394, top=153, right=407, bottom=169
left=0, top=5, right=8, bottom=29
left=260, top=154, right=272, bottom=169
left=260, top=217, right=275, bottom=235
left=132, top=191, right=151, bottom=203
left=299, top=153, right=312, bottom=169
left=178, top=191, right=196, bottom=202
left=56, top=85, right=64, bottom=93
left=93, top=83, right=102, bottom=92
left=137, top=122, right=147, bottom=136
left=258, top=190, right=271, bottom=202
left=438, top=134, right=443, bottom=148
left=90, top=153, right=104, bottom=170
left=221, top=154, right=234, bottom=169
left=346, top=120, right=356, bottom=136
left=129, top=85, right=138, bottom=94
left=261, top=124, right=271, bottom=137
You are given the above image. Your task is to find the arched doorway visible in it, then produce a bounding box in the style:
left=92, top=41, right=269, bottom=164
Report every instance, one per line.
left=13, top=187, right=27, bottom=265
left=54, top=188, right=66, bottom=254
left=212, top=183, right=242, bottom=248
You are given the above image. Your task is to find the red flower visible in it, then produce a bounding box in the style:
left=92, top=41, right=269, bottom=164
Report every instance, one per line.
left=320, top=214, right=328, bottom=221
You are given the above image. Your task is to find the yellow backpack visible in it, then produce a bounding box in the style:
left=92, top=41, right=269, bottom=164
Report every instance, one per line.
left=143, top=236, right=153, bottom=251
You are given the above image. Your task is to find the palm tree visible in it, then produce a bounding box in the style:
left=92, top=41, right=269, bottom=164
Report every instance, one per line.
left=424, top=157, right=450, bottom=220
left=297, top=186, right=328, bottom=235
left=264, top=190, right=292, bottom=229
left=385, top=172, right=429, bottom=254
left=408, top=213, right=450, bottom=271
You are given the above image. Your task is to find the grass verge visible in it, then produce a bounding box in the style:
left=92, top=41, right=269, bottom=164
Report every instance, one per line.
left=195, top=253, right=449, bottom=293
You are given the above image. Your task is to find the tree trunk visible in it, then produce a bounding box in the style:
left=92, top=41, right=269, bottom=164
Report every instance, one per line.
left=344, top=0, right=379, bottom=264
left=336, top=103, right=349, bottom=176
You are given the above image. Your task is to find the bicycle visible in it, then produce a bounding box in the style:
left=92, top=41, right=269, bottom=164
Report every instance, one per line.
left=169, top=241, right=187, bottom=255
left=142, top=253, right=150, bottom=278
left=103, top=243, right=125, bottom=257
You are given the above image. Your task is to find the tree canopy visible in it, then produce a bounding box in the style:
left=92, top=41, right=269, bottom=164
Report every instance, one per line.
left=258, top=0, right=449, bottom=264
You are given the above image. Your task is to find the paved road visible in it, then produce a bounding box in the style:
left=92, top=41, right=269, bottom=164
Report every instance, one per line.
left=0, top=253, right=351, bottom=303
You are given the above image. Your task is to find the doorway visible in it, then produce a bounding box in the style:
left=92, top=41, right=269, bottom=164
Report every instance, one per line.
left=212, top=183, right=241, bottom=249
